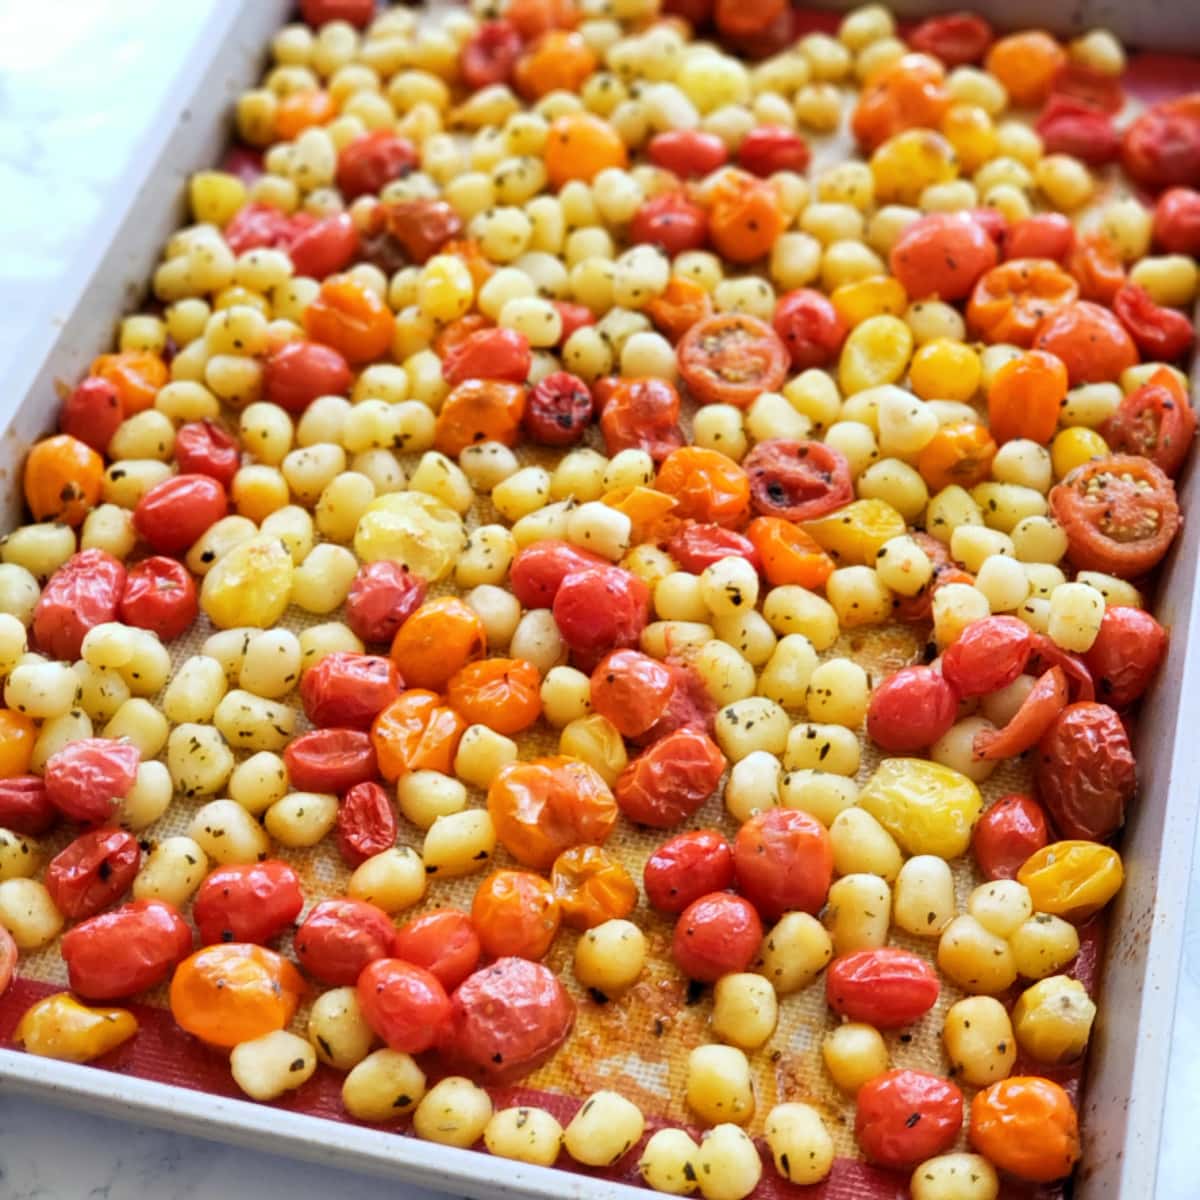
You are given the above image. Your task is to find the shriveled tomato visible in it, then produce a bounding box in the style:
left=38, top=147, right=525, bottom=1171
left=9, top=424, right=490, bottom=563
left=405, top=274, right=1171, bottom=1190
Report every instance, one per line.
left=89, top=351, right=166, bottom=416
left=33, top=549, right=125, bottom=660
left=738, top=125, right=811, bottom=175
left=616, top=728, right=726, bottom=829
left=224, top=202, right=294, bottom=255
left=1049, top=454, right=1181, bottom=577
left=856, top=1070, right=963, bottom=1171
left=643, top=829, right=734, bottom=915
left=941, top=615, right=1033, bottom=697
left=362, top=199, right=463, bottom=270
left=734, top=808, right=833, bottom=921
left=972, top=794, right=1050, bottom=881
left=487, top=756, right=617, bottom=869
left=392, top=908, right=481, bottom=991
left=743, top=439, right=853, bottom=522
left=524, top=371, right=593, bottom=445
left=746, top=516, right=832, bottom=588
left=1154, top=186, right=1200, bottom=254
left=345, top=560, right=428, bottom=646
left=510, top=539, right=608, bottom=608
left=59, top=376, right=122, bottom=453
left=600, top=376, right=684, bottom=461
left=391, top=597, right=487, bottom=690
left=629, top=192, right=708, bottom=256
left=551, top=845, right=637, bottom=930
left=707, top=171, right=787, bottom=263
left=589, top=650, right=676, bottom=739
left=1101, top=367, right=1196, bottom=477
left=472, top=869, right=561, bottom=960
left=287, top=213, right=360, bottom=279
left=460, top=19, right=523, bottom=89
left=1034, top=300, right=1139, bottom=386
left=304, top=273, right=394, bottom=364
left=967, top=259, right=1079, bottom=346
left=678, top=313, right=788, bottom=408
left=336, top=781, right=397, bottom=868
left=1113, top=284, right=1196, bottom=363
left=336, top=130, right=418, bottom=201
left=301, top=652, right=401, bottom=730
left=1036, top=94, right=1119, bottom=165
left=970, top=1077, right=1081, bottom=1183
left=372, top=691, right=467, bottom=780
left=655, top=446, right=749, bottom=527
left=441, top=328, right=531, bottom=387
left=434, top=379, right=527, bottom=456
left=174, top=420, right=240, bottom=487
left=826, top=948, right=940, bottom=1028
left=772, top=288, right=847, bottom=369
left=283, top=729, right=376, bottom=794
left=668, top=522, right=761, bottom=575
left=63, top=899, right=192, bottom=1000
left=1122, top=93, right=1200, bottom=193
left=262, top=341, right=352, bottom=415
left=1005, top=213, right=1075, bottom=262
left=0, top=776, right=56, bottom=837
left=46, top=829, right=140, bottom=920
left=907, top=12, right=993, bottom=65
left=1083, top=606, right=1168, bottom=709
left=1066, top=231, right=1125, bottom=304
left=851, top=54, right=950, bottom=153
left=1029, top=635, right=1096, bottom=703
left=446, top=657, right=542, bottom=735
left=638, top=659, right=716, bottom=745
left=648, top=129, right=728, bottom=177
left=294, top=898, right=395, bottom=986
left=972, top=667, right=1069, bottom=761
left=890, top=211, right=997, bottom=301
left=987, top=348, right=1068, bottom=445
left=867, top=666, right=958, bottom=752
left=44, top=738, right=139, bottom=825
left=118, top=556, right=197, bottom=641
left=672, top=892, right=763, bottom=982
left=553, top=565, right=650, bottom=660
left=23, top=434, right=102, bottom=525
left=917, top=421, right=997, bottom=492
left=357, top=958, right=449, bottom=1054
left=192, top=861, right=304, bottom=946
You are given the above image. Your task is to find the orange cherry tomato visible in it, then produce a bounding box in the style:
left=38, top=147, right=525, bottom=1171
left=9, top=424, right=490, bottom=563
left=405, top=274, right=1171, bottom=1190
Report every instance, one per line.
left=23, top=434, right=104, bottom=526
left=707, top=171, right=787, bottom=264
left=551, top=845, right=637, bottom=930
left=655, top=446, right=750, bottom=528
left=969, top=1076, right=1081, bottom=1183
left=390, top=597, right=487, bottom=691
left=471, top=870, right=561, bottom=960
left=0, top=710, right=36, bottom=777
left=917, top=421, right=997, bottom=491
left=169, top=943, right=305, bottom=1050
left=1066, top=231, right=1125, bottom=304
left=646, top=275, right=714, bottom=343
left=90, top=351, right=168, bottom=415
left=506, top=0, right=579, bottom=39
left=966, top=259, right=1080, bottom=346
left=544, top=112, right=628, bottom=186
left=746, top=516, right=835, bottom=588
left=487, top=756, right=619, bottom=870
left=1034, top=301, right=1139, bottom=386
left=433, top=380, right=527, bottom=457
left=440, top=238, right=495, bottom=291
left=514, top=30, right=596, bottom=100
left=371, top=690, right=468, bottom=780
left=851, top=54, right=950, bottom=153
left=985, top=31, right=1067, bottom=107
left=303, top=273, right=395, bottom=364
left=446, top=657, right=543, bottom=736
left=601, top=487, right=681, bottom=545
left=987, top=349, right=1068, bottom=444
left=275, top=90, right=336, bottom=141
left=433, top=313, right=492, bottom=358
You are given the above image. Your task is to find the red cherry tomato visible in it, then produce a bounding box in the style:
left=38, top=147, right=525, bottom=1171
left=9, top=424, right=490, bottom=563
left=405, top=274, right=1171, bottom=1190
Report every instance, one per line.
left=32, top=549, right=125, bottom=661
left=1112, top=284, right=1196, bottom=363
left=867, top=666, right=959, bottom=752
left=61, top=899, right=193, bottom=1000
left=968, top=206, right=1007, bottom=245
left=345, top=560, right=428, bottom=645
left=524, top=371, right=594, bottom=445
left=192, top=861, right=304, bottom=946
left=772, top=288, right=848, bottom=369
left=0, top=777, right=57, bottom=836
left=133, top=474, right=227, bottom=554
left=907, top=12, right=993, bottom=65
left=510, top=540, right=609, bottom=609
left=737, top=125, right=811, bottom=175
left=392, top=908, right=481, bottom=991
left=1005, top=213, right=1076, bottom=262
left=1035, top=95, right=1120, bottom=166
left=294, top=898, right=395, bottom=986
left=615, top=727, right=726, bottom=828
left=336, top=780, right=398, bottom=867
left=60, top=376, right=123, bottom=452
left=743, top=438, right=854, bottom=522
left=667, top=523, right=762, bottom=575
left=357, top=959, right=450, bottom=1054
left=856, top=1069, right=964, bottom=1171
left=441, top=327, right=532, bottom=386
left=643, top=829, right=734, bottom=915
left=174, top=420, right=240, bottom=487
left=647, top=130, right=728, bottom=177
left=118, top=556, right=198, bottom=641
left=45, top=828, right=140, bottom=920
left=300, top=652, right=403, bottom=729
left=336, top=131, right=419, bottom=201
left=283, top=729, right=377, bottom=793
left=672, top=892, right=763, bottom=982
left=262, top=341, right=353, bottom=415
left=0, top=925, right=15, bottom=998
left=733, top=808, right=833, bottom=921
left=630, top=193, right=709, bottom=256
left=224, top=203, right=294, bottom=255
left=972, top=794, right=1050, bottom=881
left=972, top=667, right=1069, bottom=761
left=827, top=949, right=940, bottom=1028
left=552, top=566, right=650, bottom=659
left=438, top=957, right=574, bottom=1082
left=889, top=212, right=999, bottom=301
left=941, top=616, right=1033, bottom=698
left=1036, top=300, right=1140, bottom=386
left=1051, top=62, right=1124, bottom=114
left=677, top=314, right=788, bottom=409
left=300, top=0, right=375, bottom=29
left=1083, top=606, right=1168, bottom=709
left=1153, top=187, right=1200, bottom=254
left=44, top=738, right=140, bottom=825
left=1102, top=367, right=1197, bottom=477
left=553, top=302, right=595, bottom=344
left=287, top=213, right=360, bottom=279
left=600, top=376, right=685, bottom=461
left=460, top=20, right=524, bottom=89
left=1036, top=701, right=1136, bottom=842
left=589, top=650, right=676, bottom=739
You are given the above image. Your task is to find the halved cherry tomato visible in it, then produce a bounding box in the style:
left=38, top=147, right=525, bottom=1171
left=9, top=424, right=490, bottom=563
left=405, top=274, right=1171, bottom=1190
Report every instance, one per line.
left=967, top=259, right=1079, bottom=346
left=524, top=371, right=593, bottom=445
left=1122, top=93, right=1200, bottom=193
left=118, top=556, right=198, bottom=641
left=551, top=845, right=637, bottom=930
left=867, top=666, right=959, bottom=752
left=301, top=652, right=402, bottom=730
left=472, top=869, right=561, bottom=960
left=599, top=376, right=684, bottom=461
left=772, top=288, right=847, bottom=369
left=672, top=892, right=762, bottom=982
left=510, top=540, right=608, bottom=609
left=1005, top=213, right=1075, bottom=262
left=629, top=192, right=708, bottom=256
left=738, top=125, right=811, bottom=175
left=734, top=808, right=833, bottom=920
left=283, top=729, right=376, bottom=794
left=294, top=898, right=395, bottom=986
left=446, top=657, right=543, bottom=735
left=1153, top=186, right=1200, bottom=254
left=1034, top=301, right=1139, bottom=385
left=987, top=348, right=1068, bottom=445
left=970, top=1077, right=1081, bottom=1183
left=23, top=434, right=103, bottom=525
left=643, top=829, right=734, bottom=915
left=345, top=561, right=428, bottom=646
left=851, top=54, right=950, bottom=153
left=973, top=667, right=1069, bottom=762
left=1066, top=231, right=1125, bottom=304
left=336, top=781, right=398, bottom=868
left=890, top=211, right=997, bottom=301
left=371, top=690, right=466, bottom=780
left=908, top=12, right=993, bottom=66
left=1035, top=94, right=1119, bottom=165
left=460, top=19, right=523, bottom=89
left=1049, top=454, right=1181, bottom=577
left=648, top=130, right=728, bottom=177
left=942, top=615, right=1033, bottom=697
left=304, top=273, right=395, bottom=364
left=46, top=829, right=140, bottom=921
left=44, top=738, right=139, bottom=825
left=856, top=1070, right=964, bottom=1171
left=441, top=328, right=531, bottom=387
left=1083, top=606, right=1168, bottom=709
left=357, top=959, right=449, bottom=1054
left=985, top=30, right=1065, bottom=107
left=917, top=421, right=997, bottom=492
left=1102, top=367, right=1197, bottom=477
left=336, top=130, right=418, bottom=201
left=59, top=377, right=122, bottom=453
left=390, top=597, right=487, bottom=690
left=32, top=549, right=125, bottom=661
left=747, top=516, right=833, bottom=588
left=64, top=899, right=193, bottom=1001
left=616, top=727, right=726, bottom=829
left=392, top=908, right=481, bottom=991
left=972, top=794, right=1050, bottom=881
left=552, top=565, right=650, bottom=660
left=826, top=948, right=940, bottom=1028
left=707, top=171, right=787, bottom=263
left=744, top=438, right=853, bottom=522
left=655, top=446, right=750, bottom=527
left=174, top=420, right=240, bottom=487
left=678, top=313, right=788, bottom=408
left=192, top=861, right=304, bottom=946
left=262, top=340, right=352, bottom=415
left=1112, top=285, right=1196, bottom=363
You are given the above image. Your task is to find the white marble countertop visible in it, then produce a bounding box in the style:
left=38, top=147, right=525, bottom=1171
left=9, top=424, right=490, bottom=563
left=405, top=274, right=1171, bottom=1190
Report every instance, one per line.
left=1, top=2, right=1199, bottom=1198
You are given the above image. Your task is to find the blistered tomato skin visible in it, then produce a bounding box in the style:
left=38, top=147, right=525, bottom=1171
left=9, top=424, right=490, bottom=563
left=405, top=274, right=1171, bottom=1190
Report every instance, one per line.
left=941, top=616, right=1033, bottom=698
left=357, top=959, right=450, bottom=1055
left=589, top=650, right=676, bottom=739
left=345, top=562, right=428, bottom=646
left=134, top=474, right=228, bottom=555
left=288, top=214, right=360, bottom=280
left=867, top=666, right=959, bottom=752
left=283, top=729, right=377, bottom=793
left=33, top=550, right=126, bottom=662
left=630, top=193, right=709, bottom=256
left=393, top=908, right=481, bottom=992
left=643, top=829, right=735, bottom=915
left=890, top=213, right=998, bottom=302
left=552, top=566, right=650, bottom=660
left=192, top=861, right=304, bottom=946
left=336, top=131, right=419, bottom=201
left=0, top=777, right=57, bottom=837
left=733, top=809, right=833, bottom=921
left=970, top=1077, right=1081, bottom=1183
left=826, top=949, right=940, bottom=1029
left=510, top=540, right=609, bottom=609
left=173, top=420, right=240, bottom=488
left=46, top=829, right=140, bottom=921
left=337, top=781, right=398, bottom=868
left=524, top=372, right=594, bottom=446
left=616, top=728, right=726, bottom=829
left=772, top=289, right=847, bottom=371
left=442, top=328, right=531, bottom=387
left=44, top=739, right=140, bottom=825
left=972, top=667, right=1069, bottom=761
left=300, top=653, right=403, bottom=730
left=263, top=342, right=352, bottom=415
left=744, top=440, right=854, bottom=523
left=672, top=892, right=763, bottom=983
left=294, top=898, right=395, bottom=986
left=972, top=794, right=1050, bottom=881
left=119, top=556, right=198, bottom=641
left=856, top=1070, right=964, bottom=1171
left=1083, top=607, right=1168, bottom=708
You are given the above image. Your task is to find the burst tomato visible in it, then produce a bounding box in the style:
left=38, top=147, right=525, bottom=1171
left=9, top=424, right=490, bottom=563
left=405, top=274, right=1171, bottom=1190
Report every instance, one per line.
left=336, top=781, right=398, bottom=867
left=174, top=420, right=240, bottom=487
left=283, top=728, right=377, bottom=793
left=262, top=340, right=352, bottom=415
left=967, top=259, right=1079, bottom=346
left=589, top=650, right=677, bottom=739
left=1153, top=186, right=1200, bottom=254
left=552, top=565, right=650, bottom=660
left=59, top=377, right=122, bottom=453
left=907, top=12, right=993, bottom=65
left=1005, top=213, right=1075, bottom=262
left=345, top=560, right=428, bottom=645
left=551, top=845, right=637, bottom=930
left=460, top=19, right=523, bottom=89
left=45, top=829, right=140, bottom=921
left=372, top=691, right=467, bottom=780
left=647, top=130, right=728, bottom=177
left=655, top=446, right=750, bottom=527
left=1112, top=285, right=1196, bottom=363
left=288, top=213, right=360, bottom=279
left=300, top=652, right=402, bottom=729
left=446, top=657, right=543, bottom=735
left=600, top=376, right=684, bottom=461
left=737, top=125, right=811, bottom=175
left=44, top=738, right=140, bottom=825
left=970, top=1077, right=1081, bottom=1183
left=1122, top=93, right=1200, bottom=193
left=390, top=597, right=487, bottom=691
left=524, top=371, right=593, bottom=445
left=1036, top=95, right=1119, bottom=165
left=510, top=540, right=608, bottom=608
left=441, top=327, right=531, bottom=386
left=972, top=794, right=1050, bottom=881
left=1034, top=300, right=1139, bottom=386
left=743, top=439, right=853, bottom=522
left=336, top=130, right=418, bottom=201
left=392, top=908, right=481, bottom=991
left=0, top=777, right=56, bottom=837
left=972, top=667, right=1069, bottom=761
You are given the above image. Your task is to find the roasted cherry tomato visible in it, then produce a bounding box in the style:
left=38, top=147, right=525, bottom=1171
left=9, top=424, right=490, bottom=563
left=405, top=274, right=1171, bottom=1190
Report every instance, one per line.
left=1083, top=606, right=1168, bottom=709
left=12, top=992, right=135, bottom=1063
left=678, top=313, right=788, bottom=409
left=655, top=446, right=749, bottom=527
left=390, top=596, right=487, bottom=690
left=1034, top=300, right=1139, bottom=386
left=1036, top=94, right=1119, bottom=165
left=643, top=829, right=734, bottom=915
left=336, top=781, right=398, bottom=868
left=637, top=659, right=716, bottom=745
left=1122, top=93, right=1200, bottom=192
left=174, top=419, right=240, bottom=487
left=1036, top=701, right=1136, bottom=842
left=90, top=351, right=167, bottom=416
left=262, top=340, right=353, bottom=415
left=170, top=942, right=304, bottom=1049
left=890, top=212, right=997, bottom=301
left=707, top=171, right=787, bottom=264
left=1154, top=186, right=1200, bottom=254
left=967, top=259, right=1079, bottom=346
left=1102, top=368, right=1196, bottom=478
left=357, top=958, right=450, bottom=1054
left=1029, top=635, right=1097, bottom=703
left=510, top=539, right=608, bottom=608
left=345, top=560, right=428, bottom=646
left=438, top=957, right=574, bottom=1083
left=118, top=556, right=198, bottom=641
left=304, top=273, right=395, bottom=364
left=336, top=130, right=418, bottom=201
left=283, top=728, right=377, bottom=794
left=972, top=794, right=1050, bottom=881
left=772, top=288, right=847, bottom=370
left=851, top=54, right=950, bottom=153
left=867, top=666, right=959, bottom=752
left=856, top=1069, right=964, bottom=1171
left=294, top=898, right=395, bottom=986
left=472, top=869, right=562, bottom=960
left=0, top=710, right=34, bottom=777
left=43, top=738, right=139, bottom=825
left=1049, top=454, right=1181, bottom=577
left=392, top=908, right=481, bottom=992
left=1113, top=285, right=1195, bottom=363
left=133, top=474, right=227, bottom=555
left=59, top=376, right=123, bottom=453
left=744, top=517, right=829, bottom=587
left=630, top=193, right=708, bottom=256
left=553, top=565, right=650, bottom=660
left=941, top=615, right=1033, bottom=698
left=972, top=667, right=1068, bottom=761
left=737, top=125, right=811, bottom=175
left=23, top=434, right=103, bottom=525
left=917, top=421, right=997, bottom=492
left=224, top=202, right=293, bottom=255
left=647, top=130, right=728, bottom=177
left=647, top=276, right=714, bottom=344
left=733, top=808, right=833, bottom=921
left=985, top=30, right=1065, bottom=107
left=288, top=213, right=359, bottom=279
left=1005, top=213, right=1075, bottom=262
left=970, top=1077, right=1081, bottom=1183
left=672, top=892, right=763, bottom=982
left=0, top=776, right=57, bottom=836
left=1066, top=231, right=1125, bottom=304
left=63, top=899, right=192, bottom=1001
left=45, top=828, right=140, bottom=921
left=666, top=523, right=759, bottom=575
left=274, top=89, right=336, bottom=141
left=487, top=756, right=617, bottom=870
left=589, top=650, right=676, bottom=739
left=1019, top=840, right=1124, bottom=921
left=907, top=11, right=993, bottom=65
left=826, top=948, right=940, bottom=1028
left=447, top=657, right=543, bottom=736
left=599, top=376, right=684, bottom=461
left=524, top=371, right=593, bottom=445
left=743, top=438, right=853, bottom=522
left=460, top=19, right=523, bottom=89
left=987, top=348, right=1068, bottom=445
left=543, top=110, right=629, bottom=186
left=550, top=845, right=637, bottom=930
left=441, top=328, right=531, bottom=387
left=553, top=301, right=595, bottom=343
left=300, top=652, right=402, bottom=730
left=300, top=0, right=374, bottom=27
left=615, top=727, right=726, bottom=829
left=434, top=379, right=527, bottom=457
left=192, top=861, right=304, bottom=946
left=362, top=199, right=463, bottom=270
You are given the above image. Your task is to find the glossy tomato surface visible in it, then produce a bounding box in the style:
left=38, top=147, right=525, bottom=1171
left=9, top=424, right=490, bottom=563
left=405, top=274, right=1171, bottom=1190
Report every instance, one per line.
left=61, top=899, right=192, bottom=1000
left=192, top=861, right=304, bottom=946
left=643, top=829, right=735, bottom=914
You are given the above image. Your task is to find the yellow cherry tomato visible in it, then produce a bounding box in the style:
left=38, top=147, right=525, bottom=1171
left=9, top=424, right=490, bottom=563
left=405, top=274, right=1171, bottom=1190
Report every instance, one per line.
left=200, top=533, right=294, bottom=629
left=353, top=492, right=466, bottom=583
left=830, top=275, right=908, bottom=328
left=801, top=498, right=907, bottom=565
left=16, top=993, right=138, bottom=1063
left=858, top=757, right=984, bottom=858
left=1017, top=841, right=1124, bottom=922
left=838, top=314, right=914, bottom=394
left=909, top=338, right=983, bottom=402
left=870, top=128, right=959, bottom=205
left=1050, top=427, right=1109, bottom=479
